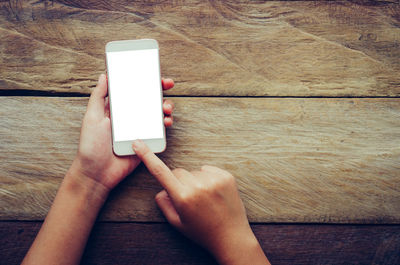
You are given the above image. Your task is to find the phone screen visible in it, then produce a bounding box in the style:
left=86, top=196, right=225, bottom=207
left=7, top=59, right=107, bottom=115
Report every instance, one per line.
left=106, top=48, right=163, bottom=142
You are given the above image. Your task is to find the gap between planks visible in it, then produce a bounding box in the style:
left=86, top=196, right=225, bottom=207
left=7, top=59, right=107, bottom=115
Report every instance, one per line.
left=1, top=90, right=400, bottom=99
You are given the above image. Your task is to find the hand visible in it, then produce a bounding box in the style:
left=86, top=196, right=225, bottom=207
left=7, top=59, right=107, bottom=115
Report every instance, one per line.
left=69, top=74, right=175, bottom=194
left=132, top=140, right=270, bottom=265
left=22, top=75, right=176, bottom=265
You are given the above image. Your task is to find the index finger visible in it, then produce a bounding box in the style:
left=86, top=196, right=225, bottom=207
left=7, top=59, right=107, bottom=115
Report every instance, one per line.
left=132, top=140, right=182, bottom=197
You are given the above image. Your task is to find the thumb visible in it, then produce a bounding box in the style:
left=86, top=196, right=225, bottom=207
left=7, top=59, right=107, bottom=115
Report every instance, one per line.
left=87, top=74, right=108, bottom=117
left=155, top=190, right=182, bottom=229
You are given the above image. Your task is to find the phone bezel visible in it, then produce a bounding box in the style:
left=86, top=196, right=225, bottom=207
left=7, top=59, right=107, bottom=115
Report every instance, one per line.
left=105, top=39, right=166, bottom=156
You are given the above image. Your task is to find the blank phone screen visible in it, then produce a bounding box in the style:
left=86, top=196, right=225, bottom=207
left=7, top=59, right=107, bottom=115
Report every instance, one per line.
left=106, top=49, right=163, bottom=142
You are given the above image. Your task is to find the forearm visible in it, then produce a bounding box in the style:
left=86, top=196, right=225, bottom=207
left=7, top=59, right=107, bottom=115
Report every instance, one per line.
left=22, top=164, right=109, bottom=265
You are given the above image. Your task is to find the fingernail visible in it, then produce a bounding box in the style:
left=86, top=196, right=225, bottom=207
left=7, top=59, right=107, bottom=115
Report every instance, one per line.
left=132, top=139, right=144, bottom=151
left=98, top=74, right=105, bottom=83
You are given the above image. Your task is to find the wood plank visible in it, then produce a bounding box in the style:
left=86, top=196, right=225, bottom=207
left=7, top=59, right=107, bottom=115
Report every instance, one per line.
left=1, top=97, right=399, bottom=223
left=1, top=0, right=399, bottom=96
left=1, top=221, right=399, bottom=265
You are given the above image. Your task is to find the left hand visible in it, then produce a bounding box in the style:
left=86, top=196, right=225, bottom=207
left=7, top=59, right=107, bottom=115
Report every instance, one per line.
left=69, top=74, right=175, bottom=194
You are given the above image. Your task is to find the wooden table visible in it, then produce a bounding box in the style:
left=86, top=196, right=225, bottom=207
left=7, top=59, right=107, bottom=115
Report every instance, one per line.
left=1, top=1, right=400, bottom=264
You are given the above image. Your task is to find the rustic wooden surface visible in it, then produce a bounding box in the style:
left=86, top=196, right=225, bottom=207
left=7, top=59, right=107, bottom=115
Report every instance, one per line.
left=1, top=0, right=400, bottom=263
left=1, top=0, right=400, bottom=96
left=1, top=97, right=399, bottom=223
left=1, top=222, right=399, bottom=265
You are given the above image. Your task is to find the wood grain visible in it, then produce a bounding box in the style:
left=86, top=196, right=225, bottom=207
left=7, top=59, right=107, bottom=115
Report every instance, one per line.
left=1, top=0, right=399, bottom=96
left=1, top=221, right=399, bottom=265
left=1, top=97, right=399, bottom=223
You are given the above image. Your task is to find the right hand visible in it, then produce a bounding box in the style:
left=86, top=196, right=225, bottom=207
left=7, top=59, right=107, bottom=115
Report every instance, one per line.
left=132, top=140, right=270, bottom=265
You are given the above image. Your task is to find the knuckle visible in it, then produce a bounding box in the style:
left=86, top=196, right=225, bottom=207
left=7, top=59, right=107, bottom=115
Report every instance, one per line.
left=172, top=168, right=184, bottom=174
left=89, top=88, right=97, bottom=97
left=178, top=189, right=200, bottom=204
left=84, top=110, right=96, bottom=121
left=193, top=182, right=207, bottom=193
left=172, top=168, right=188, bottom=179
left=201, top=165, right=212, bottom=171
left=223, top=171, right=235, bottom=181
left=211, top=178, right=226, bottom=191
left=200, top=165, right=235, bottom=183
left=176, top=191, right=191, bottom=206
left=139, top=145, right=152, bottom=160
left=215, top=173, right=235, bottom=189
left=151, top=162, right=166, bottom=177
left=140, top=144, right=150, bottom=155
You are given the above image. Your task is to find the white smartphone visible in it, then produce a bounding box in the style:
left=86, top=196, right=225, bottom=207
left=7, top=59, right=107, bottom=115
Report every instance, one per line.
left=105, top=39, right=166, bottom=156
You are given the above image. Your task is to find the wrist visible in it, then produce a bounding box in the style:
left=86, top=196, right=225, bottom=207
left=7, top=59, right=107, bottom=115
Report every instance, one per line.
left=22, top=161, right=110, bottom=265
left=212, top=227, right=268, bottom=265
left=65, top=160, right=110, bottom=207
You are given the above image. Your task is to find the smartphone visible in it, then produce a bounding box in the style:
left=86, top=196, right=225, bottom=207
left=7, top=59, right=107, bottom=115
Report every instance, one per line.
left=105, top=39, right=166, bottom=156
